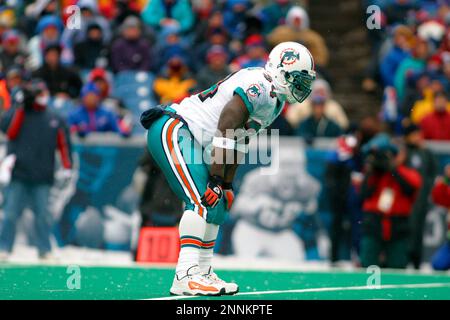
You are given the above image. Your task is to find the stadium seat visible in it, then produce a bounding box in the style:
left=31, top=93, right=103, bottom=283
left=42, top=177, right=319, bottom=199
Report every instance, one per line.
left=114, top=71, right=155, bottom=90
left=113, top=72, right=157, bottom=133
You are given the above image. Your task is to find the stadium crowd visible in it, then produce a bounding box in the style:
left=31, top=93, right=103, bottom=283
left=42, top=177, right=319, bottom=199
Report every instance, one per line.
left=0, top=0, right=449, bottom=271
left=363, top=0, right=450, bottom=139
left=0, top=0, right=337, bottom=139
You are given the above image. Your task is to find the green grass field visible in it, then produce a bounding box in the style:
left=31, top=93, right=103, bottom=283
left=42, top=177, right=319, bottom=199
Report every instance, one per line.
left=0, top=264, right=450, bottom=300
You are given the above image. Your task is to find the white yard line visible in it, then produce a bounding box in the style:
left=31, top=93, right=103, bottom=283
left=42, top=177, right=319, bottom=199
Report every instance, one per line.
left=146, top=282, right=450, bottom=300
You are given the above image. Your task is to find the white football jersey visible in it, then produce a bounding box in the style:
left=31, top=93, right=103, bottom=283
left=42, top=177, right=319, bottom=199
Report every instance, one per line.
left=171, top=67, right=285, bottom=147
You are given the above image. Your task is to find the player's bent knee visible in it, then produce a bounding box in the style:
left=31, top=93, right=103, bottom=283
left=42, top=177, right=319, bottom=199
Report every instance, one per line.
left=179, top=210, right=207, bottom=236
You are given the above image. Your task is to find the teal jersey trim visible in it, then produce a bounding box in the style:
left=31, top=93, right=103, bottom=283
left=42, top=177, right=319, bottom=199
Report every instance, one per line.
left=234, top=87, right=254, bottom=113
left=180, top=244, right=202, bottom=249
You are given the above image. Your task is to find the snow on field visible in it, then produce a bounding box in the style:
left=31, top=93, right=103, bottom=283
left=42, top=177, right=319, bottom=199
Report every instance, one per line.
left=1, top=244, right=437, bottom=275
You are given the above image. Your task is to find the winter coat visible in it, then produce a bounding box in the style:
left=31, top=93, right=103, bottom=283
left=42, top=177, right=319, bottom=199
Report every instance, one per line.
left=141, top=0, right=194, bottom=33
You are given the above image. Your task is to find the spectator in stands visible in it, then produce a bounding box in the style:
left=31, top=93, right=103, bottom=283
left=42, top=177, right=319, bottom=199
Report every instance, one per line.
left=88, top=68, right=112, bottom=101
left=196, top=45, right=230, bottom=91
left=428, top=53, right=450, bottom=92
left=0, top=80, right=73, bottom=261
left=141, top=0, right=194, bottom=34
left=229, top=34, right=268, bottom=72
left=88, top=68, right=132, bottom=132
left=155, top=25, right=192, bottom=73
left=259, top=0, right=293, bottom=34
left=27, top=15, right=64, bottom=70
left=360, top=134, right=422, bottom=268
left=443, top=52, right=450, bottom=89
left=222, top=0, right=252, bottom=39
left=379, top=25, right=413, bottom=87
left=25, top=0, right=59, bottom=20
left=287, top=79, right=348, bottom=130
left=68, top=82, right=130, bottom=137
left=7, top=67, right=27, bottom=99
left=32, top=44, right=82, bottom=99
left=394, top=37, right=429, bottom=104
left=401, top=71, right=430, bottom=118
left=267, top=6, right=329, bottom=68
left=426, top=54, right=445, bottom=76
left=241, top=14, right=264, bottom=40
left=94, top=0, right=119, bottom=20
left=438, top=30, right=450, bottom=55
left=193, top=8, right=225, bottom=45
left=74, top=23, right=108, bottom=70
left=110, top=16, right=152, bottom=73
left=153, top=55, right=196, bottom=104
left=112, top=0, right=142, bottom=27
left=193, top=25, right=231, bottom=71
left=0, top=67, right=26, bottom=112
left=24, top=0, right=60, bottom=36
left=411, top=73, right=449, bottom=123
left=384, top=0, right=419, bottom=25
left=402, top=121, right=438, bottom=269
left=430, top=164, right=450, bottom=271
left=0, top=77, right=8, bottom=113
left=325, top=134, right=360, bottom=263
left=420, top=91, right=450, bottom=140
left=191, top=0, right=215, bottom=24
left=0, top=30, right=27, bottom=73
left=296, top=94, right=342, bottom=142
left=61, top=0, right=112, bottom=49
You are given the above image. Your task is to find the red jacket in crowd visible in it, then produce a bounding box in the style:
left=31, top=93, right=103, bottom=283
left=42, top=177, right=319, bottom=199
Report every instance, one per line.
left=363, top=165, right=422, bottom=216
left=420, top=111, right=450, bottom=141
left=362, top=165, right=422, bottom=241
left=431, top=179, right=450, bottom=237
left=432, top=179, right=450, bottom=208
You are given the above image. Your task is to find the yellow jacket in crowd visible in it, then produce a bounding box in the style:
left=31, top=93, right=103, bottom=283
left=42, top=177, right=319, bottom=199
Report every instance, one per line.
left=411, top=88, right=450, bottom=124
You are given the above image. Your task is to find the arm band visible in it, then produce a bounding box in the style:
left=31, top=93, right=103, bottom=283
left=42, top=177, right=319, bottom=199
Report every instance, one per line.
left=212, top=136, right=236, bottom=150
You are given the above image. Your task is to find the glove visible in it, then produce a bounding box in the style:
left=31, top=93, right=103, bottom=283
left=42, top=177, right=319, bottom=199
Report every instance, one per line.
left=201, top=175, right=223, bottom=208
left=222, top=182, right=234, bottom=211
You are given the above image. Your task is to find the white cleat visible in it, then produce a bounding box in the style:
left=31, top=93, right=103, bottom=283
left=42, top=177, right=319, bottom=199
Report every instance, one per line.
left=170, top=265, right=225, bottom=296
left=203, top=267, right=239, bottom=295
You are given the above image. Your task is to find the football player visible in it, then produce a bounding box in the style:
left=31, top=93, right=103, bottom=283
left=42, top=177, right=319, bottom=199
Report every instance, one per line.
left=141, top=42, right=316, bottom=296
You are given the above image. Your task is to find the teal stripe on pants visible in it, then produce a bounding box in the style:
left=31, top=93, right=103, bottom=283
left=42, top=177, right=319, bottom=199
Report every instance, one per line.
left=145, top=113, right=228, bottom=225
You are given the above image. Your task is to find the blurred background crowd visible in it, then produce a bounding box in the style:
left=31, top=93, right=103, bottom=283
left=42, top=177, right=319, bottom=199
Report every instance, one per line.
left=0, top=0, right=449, bottom=271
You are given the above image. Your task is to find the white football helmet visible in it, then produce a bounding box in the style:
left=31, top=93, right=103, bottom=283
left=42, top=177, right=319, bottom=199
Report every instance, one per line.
left=265, top=42, right=316, bottom=104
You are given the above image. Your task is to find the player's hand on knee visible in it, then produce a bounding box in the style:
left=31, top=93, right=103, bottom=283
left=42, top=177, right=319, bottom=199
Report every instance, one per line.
left=222, top=182, right=234, bottom=211
left=201, top=175, right=224, bottom=208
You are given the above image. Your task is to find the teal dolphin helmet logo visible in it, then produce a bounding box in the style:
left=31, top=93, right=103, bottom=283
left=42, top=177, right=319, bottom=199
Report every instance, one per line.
left=278, top=49, right=300, bottom=68
left=265, top=42, right=316, bottom=104
left=247, top=84, right=261, bottom=97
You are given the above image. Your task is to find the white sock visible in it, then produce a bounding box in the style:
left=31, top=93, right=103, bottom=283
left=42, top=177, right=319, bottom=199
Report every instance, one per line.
left=176, top=210, right=206, bottom=275
left=199, top=223, right=219, bottom=274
